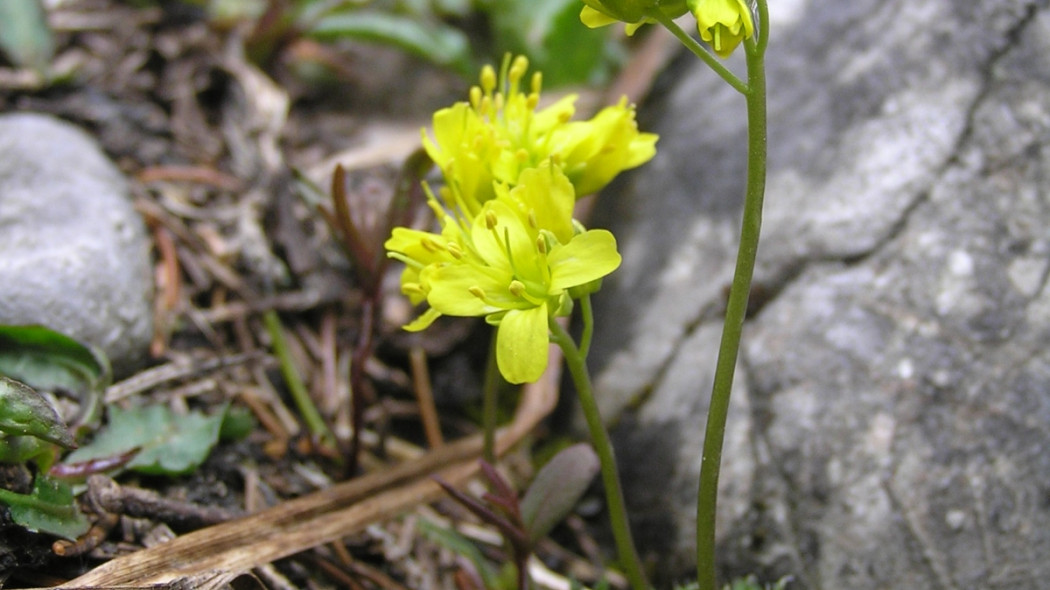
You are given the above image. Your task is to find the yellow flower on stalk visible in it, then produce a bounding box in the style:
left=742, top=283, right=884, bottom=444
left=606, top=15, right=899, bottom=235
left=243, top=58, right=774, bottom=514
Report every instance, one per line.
left=385, top=166, right=622, bottom=384
left=579, top=0, right=688, bottom=35
left=422, top=54, right=657, bottom=212
left=688, top=0, right=755, bottom=58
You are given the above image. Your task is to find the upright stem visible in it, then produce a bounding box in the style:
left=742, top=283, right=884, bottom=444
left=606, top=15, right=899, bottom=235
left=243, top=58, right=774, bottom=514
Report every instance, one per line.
left=695, top=23, right=768, bottom=590
left=548, top=318, right=649, bottom=590
left=481, top=328, right=500, bottom=463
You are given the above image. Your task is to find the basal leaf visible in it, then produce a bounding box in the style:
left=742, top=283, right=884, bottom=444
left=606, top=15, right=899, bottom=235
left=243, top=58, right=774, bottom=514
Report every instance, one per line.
left=0, top=324, right=110, bottom=432
left=0, top=376, right=75, bottom=448
left=486, top=0, right=609, bottom=87
left=0, top=475, right=90, bottom=540
left=62, top=404, right=227, bottom=476
left=0, top=0, right=54, bottom=72
left=306, top=11, right=473, bottom=75
left=520, top=443, right=599, bottom=544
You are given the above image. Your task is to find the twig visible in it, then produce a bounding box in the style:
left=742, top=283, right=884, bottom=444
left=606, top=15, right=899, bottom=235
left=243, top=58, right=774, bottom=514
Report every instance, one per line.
left=409, top=346, right=444, bottom=448
left=87, top=475, right=243, bottom=529
left=105, top=352, right=265, bottom=403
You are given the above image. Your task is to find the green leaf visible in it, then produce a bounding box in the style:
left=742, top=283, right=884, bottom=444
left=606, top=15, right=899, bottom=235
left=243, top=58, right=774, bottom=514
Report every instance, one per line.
left=0, top=475, right=90, bottom=540
left=63, top=404, right=227, bottom=476
left=520, top=443, right=599, bottom=544
left=0, top=325, right=110, bottom=432
left=417, top=517, right=502, bottom=589
left=0, top=0, right=54, bottom=72
left=306, top=11, right=473, bottom=75
left=0, top=376, right=75, bottom=448
left=486, top=0, right=609, bottom=87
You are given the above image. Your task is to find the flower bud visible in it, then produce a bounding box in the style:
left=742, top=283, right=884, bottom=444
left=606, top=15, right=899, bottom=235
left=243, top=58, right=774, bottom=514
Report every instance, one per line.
left=580, top=0, right=688, bottom=35
left=688, top=0, right=754, bottom=58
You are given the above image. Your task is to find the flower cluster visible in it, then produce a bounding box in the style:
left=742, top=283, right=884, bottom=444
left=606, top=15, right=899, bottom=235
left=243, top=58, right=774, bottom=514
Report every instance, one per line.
left=422, top=55, right=657, bottom=212
left=581, top=0, right=754, bottom=58
left=386, top=56, right=656, bottom=384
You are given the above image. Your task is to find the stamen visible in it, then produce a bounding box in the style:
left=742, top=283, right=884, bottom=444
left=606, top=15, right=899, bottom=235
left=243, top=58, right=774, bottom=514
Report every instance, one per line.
left=485, top=210, right=499, bottom=230
left=480, top=66, right=496, bottom=94
left=531, top=72, right=542, bottom=95
left=515, top=148, right=529, bottom=163
left=528, top=211, right=538, bottom=229
left=446, top=242, right=463, bottom=259
left=421, top=237, right=444, bottom=252
left=503, top=227, right=516, bottom=271
left=535, top=236, right=547, bottom=254
left=469, top=86, right=482, bottom=110
left=403, top=282, right=426, bottom=296
left=509, top=280, right=527, bottom=298
left=469, top=286, right=487, bottom=299
left=510, top=55, right=528, bottom=84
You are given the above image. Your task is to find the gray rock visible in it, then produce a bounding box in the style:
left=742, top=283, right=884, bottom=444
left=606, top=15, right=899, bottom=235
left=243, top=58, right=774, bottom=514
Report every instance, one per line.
left=0, top=113, right=153, bottom=375
left=588, top=0, right=1050, bottom=586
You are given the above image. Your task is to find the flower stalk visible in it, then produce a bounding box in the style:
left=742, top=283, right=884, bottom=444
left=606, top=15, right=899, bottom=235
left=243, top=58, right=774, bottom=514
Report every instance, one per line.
left=548, top=318, right=648, bottom=590
left=693, top=2, right=768, bottom=588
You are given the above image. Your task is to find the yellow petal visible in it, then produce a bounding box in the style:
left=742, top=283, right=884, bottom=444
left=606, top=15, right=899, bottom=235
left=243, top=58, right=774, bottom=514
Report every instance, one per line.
left=547, top=230, right=622, bottom=292
left=580, top=6, right=619, bottom=29
left=427, top=263, right=518, bottom=316
left=403, top=307, right=442, bottom=332
left=496, top=305, right=550, bottom=384
left=471, top=200, right=537, bottom=275
left=509, top=166, right=575, bottom=244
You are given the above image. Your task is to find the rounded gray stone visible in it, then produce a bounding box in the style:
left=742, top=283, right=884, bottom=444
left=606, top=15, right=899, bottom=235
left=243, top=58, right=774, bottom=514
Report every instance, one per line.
left=0, top=113, right=153, bottom=375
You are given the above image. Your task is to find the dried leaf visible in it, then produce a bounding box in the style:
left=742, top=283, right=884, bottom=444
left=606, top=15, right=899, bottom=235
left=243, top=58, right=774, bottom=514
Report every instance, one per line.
left=520, top=443, right=599, bottom=544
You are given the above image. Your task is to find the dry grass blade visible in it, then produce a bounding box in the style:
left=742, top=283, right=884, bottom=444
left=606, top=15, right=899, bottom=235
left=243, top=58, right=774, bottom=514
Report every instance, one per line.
left=43, top=349, right=560, bottom=589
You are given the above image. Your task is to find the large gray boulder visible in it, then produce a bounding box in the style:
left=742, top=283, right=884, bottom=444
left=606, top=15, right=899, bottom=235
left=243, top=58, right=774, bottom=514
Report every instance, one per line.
left=0, top=113, right=154, bottom=375
left=589, top=0, right=1050, bottom=587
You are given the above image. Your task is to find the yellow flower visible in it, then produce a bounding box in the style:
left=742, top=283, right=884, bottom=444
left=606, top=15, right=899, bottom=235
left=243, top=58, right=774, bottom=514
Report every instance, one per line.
left=689, top=0, right=754, bottom=58
left=579, top=0, right=688, bottom=35
left=385, top=166, right=621, bottom=383
left=422, top=54, right=657, bottom=210
left=552, top=97, right=657, bottom=196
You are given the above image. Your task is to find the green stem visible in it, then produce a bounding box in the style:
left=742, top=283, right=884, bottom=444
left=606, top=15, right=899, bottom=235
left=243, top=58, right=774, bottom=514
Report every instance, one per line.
left=482, top=327, right=500, bottom=464
left=548, top=318, right=649, bottom=590
left=578, top=294, right=595, bottom=359
left=695, top=9, right=768, bottom=590
left=647, top=10, right=749, bottom=95
left=263, top=310, right=336, bottom=451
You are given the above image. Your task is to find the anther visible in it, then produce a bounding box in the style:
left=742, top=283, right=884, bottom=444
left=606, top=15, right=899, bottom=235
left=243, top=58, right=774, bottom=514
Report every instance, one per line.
left=446, top=242, right=463, bottom=259
left=469, top=286, right=487, bottom=299
left=421, top=237, right=444, bottom=252
left=535, top=236, right=547, bottom=254
left=485, top=210, right=499, bottom=230
left=509, top=280, right=527, bottom=297
left=481, top=66, right=496, bottom=93
left=510, top=56, right=528, bottom=82
left=528, top=211, right=538, bottom=229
